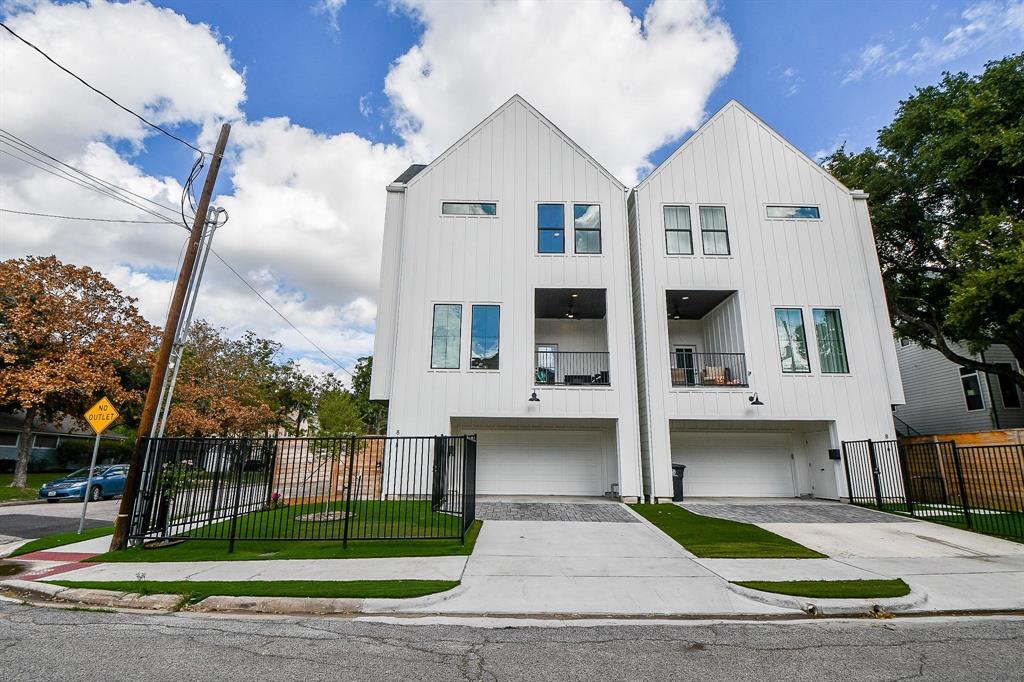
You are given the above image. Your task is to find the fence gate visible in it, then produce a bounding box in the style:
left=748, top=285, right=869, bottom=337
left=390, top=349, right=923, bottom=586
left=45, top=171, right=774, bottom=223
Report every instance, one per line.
left=842, top=439, right=1024, bottom=540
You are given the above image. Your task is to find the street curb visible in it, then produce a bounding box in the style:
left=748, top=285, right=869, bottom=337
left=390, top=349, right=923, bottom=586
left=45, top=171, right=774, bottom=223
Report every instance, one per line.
left=0, top=499, right=47, bottom=508
left=0, top=578, right=180, bottom=610
left=724, top=581, right=927, bottom=616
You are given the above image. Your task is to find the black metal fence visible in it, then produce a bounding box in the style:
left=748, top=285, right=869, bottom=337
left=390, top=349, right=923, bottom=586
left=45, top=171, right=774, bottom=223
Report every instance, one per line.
left=129, top=435, right=477, bottom=550
left=843, top=439, right=1024, bottom=540
left=534, top=350, right=610, bottom=386
left=669, top=351, right=749, bottom=387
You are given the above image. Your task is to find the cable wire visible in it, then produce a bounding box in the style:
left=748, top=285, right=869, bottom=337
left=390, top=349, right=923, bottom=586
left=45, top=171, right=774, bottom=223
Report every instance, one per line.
left=0, top=207, right=173, bottom=223
left=0, top=21, right=209, bottom=155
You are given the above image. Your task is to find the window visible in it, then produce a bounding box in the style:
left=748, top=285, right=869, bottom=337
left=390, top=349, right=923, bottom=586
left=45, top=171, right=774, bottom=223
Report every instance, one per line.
left=470, top=305, right=500, bottom=369
left=441, top=202, right=497, bottom=216
left=699, top=206, right=730, bottom=255
left=674, top=346, right=697, bottom=386
left=0, top=432, right=17, bottom=447
left=813, top=309, right=849, bottom=373
left=959, top=368, right=985, bottom=411
left=775, top=308, right=811, bottom=373
left=33, top=435, right=59, bottom=449
left=537, top=203, right=565, bottom=253
left=536, top=343, right=558, bottom=384
left=993, top=363, right=1022, bottom=409
left=767, top=205, right=821, bottom=219
left=664, top=206, right=693, bottom=255
left=573, top=204, right=601, bottom=254
left=430, top=304, right=462, bottom=369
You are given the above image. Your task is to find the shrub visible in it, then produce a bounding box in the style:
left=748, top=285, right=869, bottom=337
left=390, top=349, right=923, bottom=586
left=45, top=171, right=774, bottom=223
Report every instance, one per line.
left=54, top=438, right=134, bottom=470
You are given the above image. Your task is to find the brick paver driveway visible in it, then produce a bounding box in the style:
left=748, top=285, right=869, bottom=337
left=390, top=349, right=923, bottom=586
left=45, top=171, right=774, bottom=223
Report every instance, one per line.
left=476, top=501, right=638, bottom=523
left=680, top=501, right=912, bottom=524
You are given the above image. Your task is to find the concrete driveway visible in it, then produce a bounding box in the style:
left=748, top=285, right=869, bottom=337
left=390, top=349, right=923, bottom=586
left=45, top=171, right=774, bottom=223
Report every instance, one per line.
left=681, top=498, right=1024, bottom=612
left=382, top=500, right=786, bottom=616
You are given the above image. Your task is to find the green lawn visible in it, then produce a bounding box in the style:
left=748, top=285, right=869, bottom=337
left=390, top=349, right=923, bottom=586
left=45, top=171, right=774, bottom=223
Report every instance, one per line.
left=735, top=579, right=911, bottom=599
left=631, top=504, right=826, bottom=559
left=9, top=525, right=114, bottom=557
left=88, top=519, right=482, bottom=562
left=47, top=579, right=459, bottom=603
left=0, top=473, right=55, bottom=502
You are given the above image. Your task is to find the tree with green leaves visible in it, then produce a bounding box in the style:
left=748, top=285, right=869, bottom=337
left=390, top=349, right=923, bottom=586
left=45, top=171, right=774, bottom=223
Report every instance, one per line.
left=824, top=53, right=1024, bottom=392
left=349, top=356, right=387, bottom=434
left=316, top=389, right=364, bottom=437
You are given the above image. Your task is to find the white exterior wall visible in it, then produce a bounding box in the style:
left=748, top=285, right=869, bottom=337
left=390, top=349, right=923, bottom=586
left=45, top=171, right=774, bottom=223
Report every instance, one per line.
left=894, top=341, right=1024, bottom=435
left=628, top=101, right=904, bottom=500
left=376, top=96, right=643, bottom=498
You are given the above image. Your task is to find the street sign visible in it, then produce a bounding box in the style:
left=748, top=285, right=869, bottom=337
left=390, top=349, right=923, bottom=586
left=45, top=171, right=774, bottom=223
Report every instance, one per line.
left=84, top=397, right=119, bottom=435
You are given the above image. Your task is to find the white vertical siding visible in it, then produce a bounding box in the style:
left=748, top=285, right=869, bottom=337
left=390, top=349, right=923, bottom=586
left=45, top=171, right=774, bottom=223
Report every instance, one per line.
left=369, top=187, right=406, bottom=400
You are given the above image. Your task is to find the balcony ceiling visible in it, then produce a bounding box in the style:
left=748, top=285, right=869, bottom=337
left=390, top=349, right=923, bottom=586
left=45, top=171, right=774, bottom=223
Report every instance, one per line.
left=666, top=290, right=735, bottom=319
left=535, top=288, right=606, bottom=319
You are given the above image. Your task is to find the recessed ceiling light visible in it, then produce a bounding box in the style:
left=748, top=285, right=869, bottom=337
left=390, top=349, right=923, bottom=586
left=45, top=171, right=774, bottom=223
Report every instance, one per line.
left=570, top=293, right=579, bottom=298
left=681, top=296, right=690, bottom=300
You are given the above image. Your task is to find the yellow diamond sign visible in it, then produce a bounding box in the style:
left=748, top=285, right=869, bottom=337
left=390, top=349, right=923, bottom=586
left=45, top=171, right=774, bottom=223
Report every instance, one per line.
left=84, top=397, right=119, bottom=435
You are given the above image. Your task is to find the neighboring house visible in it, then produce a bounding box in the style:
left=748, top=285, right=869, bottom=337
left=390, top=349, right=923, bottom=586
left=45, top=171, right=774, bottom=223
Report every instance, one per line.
left=371, top=95, right=903, bottom=502
left=0, top=411, right=126, bottom=469
left=893, top=341, right=1024, bottom=436
left=627, top=100, right=902, bottom=501
left=371, top=95, right=644, bottom=500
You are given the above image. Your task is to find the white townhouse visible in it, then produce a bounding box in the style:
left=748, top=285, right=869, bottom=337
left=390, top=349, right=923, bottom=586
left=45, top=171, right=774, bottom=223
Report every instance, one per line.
left=627, top=100, right=904, bottom=501
left=371, top=95, right=645, bottom=501
left=372, top=95, right=904, bottom=503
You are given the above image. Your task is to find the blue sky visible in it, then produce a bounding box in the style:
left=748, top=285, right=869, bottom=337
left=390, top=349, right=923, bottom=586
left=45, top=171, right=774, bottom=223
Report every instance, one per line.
left=2, top=0, right=1021, bottom=377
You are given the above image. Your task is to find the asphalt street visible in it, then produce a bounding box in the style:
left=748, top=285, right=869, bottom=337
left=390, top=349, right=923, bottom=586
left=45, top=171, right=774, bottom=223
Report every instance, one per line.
left=0, top=499, right=118, bottom=541
left=0, top=604, right=1021, bottom=681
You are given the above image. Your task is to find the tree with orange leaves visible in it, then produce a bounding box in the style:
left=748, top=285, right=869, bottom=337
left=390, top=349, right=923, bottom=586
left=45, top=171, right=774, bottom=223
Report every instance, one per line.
left=0, top=256, right=157, bottom=487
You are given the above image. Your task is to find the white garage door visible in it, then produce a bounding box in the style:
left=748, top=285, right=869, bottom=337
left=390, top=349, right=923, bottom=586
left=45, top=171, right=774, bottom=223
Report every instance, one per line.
left=473, top=429, right=606, bottom=496
left=671, top=431, right=795, bottom=497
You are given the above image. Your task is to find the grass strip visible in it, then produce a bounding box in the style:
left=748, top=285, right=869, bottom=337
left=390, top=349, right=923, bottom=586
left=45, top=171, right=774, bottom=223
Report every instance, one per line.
left=48, top=579, right=459, bottom=603
left=88, top=520, right=482, bottom=562
left=0, top=473, right=60, bottom=502
left=734, top=579, right=911, bottom=599
left=631, top=504, right=825, bottom=559
left=9, top=525, right=114, bottom=557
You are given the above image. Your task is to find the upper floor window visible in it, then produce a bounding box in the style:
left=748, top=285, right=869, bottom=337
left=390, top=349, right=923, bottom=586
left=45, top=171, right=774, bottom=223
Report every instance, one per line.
left=574, top=204, right=601, bottom=254
left=33, top=435, right=59, bottom=449
left=442, top=202, right=497, bottom=216
left=699, top=206, right=730, bottom=255
left=959, top=367, right=985, bottom=411
left=993, top=363, right=1022, bottom=409
left=537, top=203, right=565, bottom=254
left=775, top=308, right=810, bottom=373
left=430, top=303, right=462, bottom=369
left=767, top=205, right=821, bottom=219
left=0, top=432, right=17, bottom=447
left=664, top=206, right=693, bottom=255
left=813, top=309, right=849, bottom=373
left=470, top=304, right=500, bottom=370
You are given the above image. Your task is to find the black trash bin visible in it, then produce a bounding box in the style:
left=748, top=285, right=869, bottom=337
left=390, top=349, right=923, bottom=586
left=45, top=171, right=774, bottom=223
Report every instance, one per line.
left=671, top=464, right=686, bottom=502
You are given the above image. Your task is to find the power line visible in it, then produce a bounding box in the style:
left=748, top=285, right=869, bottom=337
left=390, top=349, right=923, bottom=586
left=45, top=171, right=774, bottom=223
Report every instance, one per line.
left=211, top=251, right=355, bottom=378
left=0, top=207, right=173, bottom=224
left=0, top=21, right=209, bottom=155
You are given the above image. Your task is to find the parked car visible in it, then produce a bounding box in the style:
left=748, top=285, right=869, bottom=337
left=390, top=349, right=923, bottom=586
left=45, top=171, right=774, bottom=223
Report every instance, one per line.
left=38, top=465, right=129, bottom=502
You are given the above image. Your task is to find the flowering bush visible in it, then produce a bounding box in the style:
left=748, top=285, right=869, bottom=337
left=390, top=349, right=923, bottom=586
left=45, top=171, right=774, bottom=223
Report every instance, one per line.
left=160, top=459, right=197, bottom=499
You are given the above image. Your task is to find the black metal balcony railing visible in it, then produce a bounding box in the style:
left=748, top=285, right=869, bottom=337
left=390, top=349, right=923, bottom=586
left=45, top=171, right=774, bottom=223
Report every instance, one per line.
left=535, top=351, right=610, bottom=386
left=669, top=351, right=748, bottom=387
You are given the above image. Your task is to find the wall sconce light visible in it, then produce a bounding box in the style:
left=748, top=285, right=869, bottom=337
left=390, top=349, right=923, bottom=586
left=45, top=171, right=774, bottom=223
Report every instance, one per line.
left=529, top=391, right=540, bottom=402
left=748, top=393, right=764, bottom=406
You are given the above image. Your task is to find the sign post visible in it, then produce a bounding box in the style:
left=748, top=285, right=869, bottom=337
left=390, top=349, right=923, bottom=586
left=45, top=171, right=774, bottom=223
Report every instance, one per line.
left=78, top=397, right=119, bottom=534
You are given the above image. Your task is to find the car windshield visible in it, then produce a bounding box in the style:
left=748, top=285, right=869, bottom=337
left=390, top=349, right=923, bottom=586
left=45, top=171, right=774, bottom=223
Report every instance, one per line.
left=65, top=467, right=110, bottom=479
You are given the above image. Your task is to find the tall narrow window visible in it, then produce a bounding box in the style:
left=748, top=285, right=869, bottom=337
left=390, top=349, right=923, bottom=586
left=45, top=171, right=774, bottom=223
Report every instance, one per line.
left=813, top=309, right=849, bottom=373
left=775, top=308, right=810, bottom=373
left=574, top=204, right=601, bottom=254
left=470, top=305, right=500, bottom=369
left=699, top=206, right=730, bottom=255
left=537, top=203, right=565, bottom=253
left=959, top=368, right=985, bottom=411
left=664, top=206, right=693, bottom=255
left=993, top=363, right=1022, bottom=409
left=430, top=304, right=462, bottom=369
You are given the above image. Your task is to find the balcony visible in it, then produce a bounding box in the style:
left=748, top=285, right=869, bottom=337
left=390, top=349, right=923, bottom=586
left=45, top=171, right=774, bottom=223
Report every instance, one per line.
left=670, top=351, right=748, bottom=387
left=535, top=350, right=610, bottom=386
left=535, top=288, right=610, bottom=387
left=666, top=289, right=748, bottom=389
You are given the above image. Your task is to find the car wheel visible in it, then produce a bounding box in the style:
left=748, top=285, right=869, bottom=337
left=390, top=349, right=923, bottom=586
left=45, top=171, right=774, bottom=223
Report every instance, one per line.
left=89, top=486, right=102, bottom=502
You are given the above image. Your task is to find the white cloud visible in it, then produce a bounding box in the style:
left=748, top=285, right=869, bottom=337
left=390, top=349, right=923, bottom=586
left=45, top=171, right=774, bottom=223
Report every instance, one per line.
left=843, top=0, right=1024, bottom=84
left=313, top=0, right=348, bottom=33
left=385, top=0, right=737, bottom=183
left=779, top=66, right=801, bottom=97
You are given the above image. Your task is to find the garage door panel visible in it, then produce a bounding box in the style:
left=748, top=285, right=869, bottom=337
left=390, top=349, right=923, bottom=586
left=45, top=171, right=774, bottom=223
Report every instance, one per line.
left=474, top=429, right=606, bottom=496
left=671, top=432, right=795, bottom=497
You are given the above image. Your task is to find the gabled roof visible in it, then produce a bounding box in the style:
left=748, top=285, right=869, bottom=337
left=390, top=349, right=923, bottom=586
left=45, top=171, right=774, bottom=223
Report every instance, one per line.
left=392, top=164, right=427, bottom=184
left=635, top=99, right=852, bottom=194
left=405, top=94, right=626, bottom=191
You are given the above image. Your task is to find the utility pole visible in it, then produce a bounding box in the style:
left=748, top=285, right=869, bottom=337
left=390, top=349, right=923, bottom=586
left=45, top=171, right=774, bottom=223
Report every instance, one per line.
left=109, top=123, right=231, bottom=551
